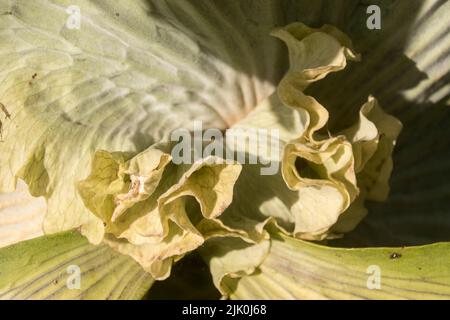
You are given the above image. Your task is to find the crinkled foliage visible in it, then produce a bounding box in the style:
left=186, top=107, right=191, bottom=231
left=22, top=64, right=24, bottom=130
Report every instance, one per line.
left=0, top=0, right=449, bottom=300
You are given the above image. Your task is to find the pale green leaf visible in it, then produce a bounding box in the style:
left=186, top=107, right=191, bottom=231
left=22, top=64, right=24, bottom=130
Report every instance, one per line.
left=0, top=231, right=153, bottom=300
left=227, top=234, right=450, bottom=300
left=0, top=0, right=284, bottom=240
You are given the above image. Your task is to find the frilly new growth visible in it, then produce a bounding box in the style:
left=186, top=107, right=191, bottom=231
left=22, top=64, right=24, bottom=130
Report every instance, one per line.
left=76, top=23, right=402, bottom=282
left=0, top=19, right=401, bottom=286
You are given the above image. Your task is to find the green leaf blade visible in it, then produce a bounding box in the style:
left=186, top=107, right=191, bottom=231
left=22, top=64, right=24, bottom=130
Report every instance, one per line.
left=0, top=231, right=153, bottom=300
left=227, top=234, right=450, bottom=300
